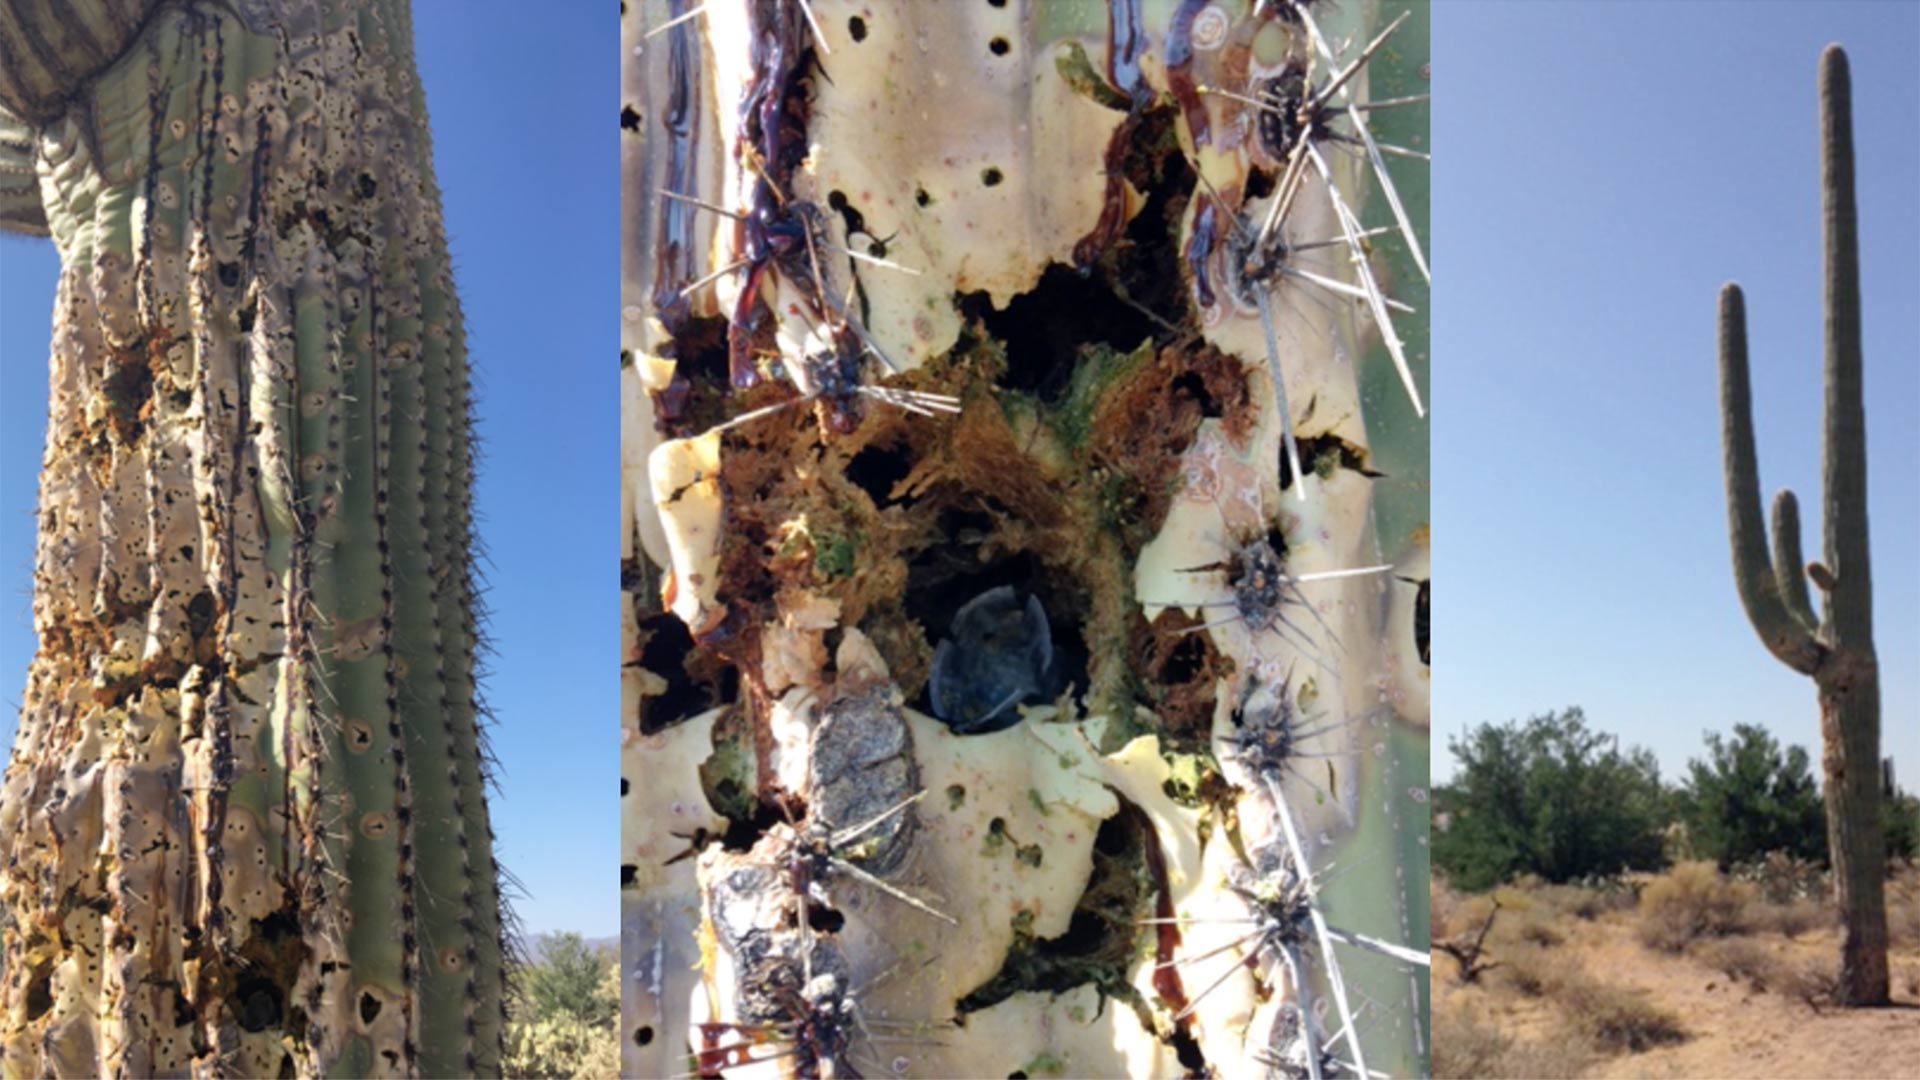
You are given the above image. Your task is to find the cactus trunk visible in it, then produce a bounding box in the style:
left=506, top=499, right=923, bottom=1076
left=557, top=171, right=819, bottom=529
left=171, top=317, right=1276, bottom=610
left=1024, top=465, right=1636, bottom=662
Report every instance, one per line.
left=0, top=2, right=508, bottom=1075
left=1715, top=44, right=1887, bottom=1007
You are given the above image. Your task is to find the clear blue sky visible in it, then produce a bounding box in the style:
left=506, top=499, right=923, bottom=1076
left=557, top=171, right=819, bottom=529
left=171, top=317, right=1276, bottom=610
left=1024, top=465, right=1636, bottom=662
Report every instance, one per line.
left=0, top=4, right=615, bottom=936
left=1435, top=2, right=1919, bottom=787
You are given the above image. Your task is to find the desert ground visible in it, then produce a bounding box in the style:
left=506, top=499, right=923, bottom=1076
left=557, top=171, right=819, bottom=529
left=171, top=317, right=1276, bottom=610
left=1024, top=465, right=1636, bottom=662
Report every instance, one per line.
left=1432, top=864, right=1920, bottom=1079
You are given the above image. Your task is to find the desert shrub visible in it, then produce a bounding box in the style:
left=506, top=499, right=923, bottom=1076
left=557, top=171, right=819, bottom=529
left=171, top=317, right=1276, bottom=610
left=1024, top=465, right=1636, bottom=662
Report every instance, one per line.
left=1432, top=998, right=1509, bottom=1079
left=1636, top=861, right=1755, bottom=952
left=1496, top=942, right=1563, bottom=998
left=1778, top=955, right=1839, bottom=1010
left=1435, top=708, right=1669, bottom=891
left=1697, top=937, right=1783, bottom=991
left=1733, top=850, right=1828, bottom=904
left=1887, top=869, right=1920, bottom=949
left=505, top=933, right=620, bottom=1079
left=1751, top=896, right=1829, bottom=939
left=1537, top=882, right=1626, bottom=921
left=1432, top=997, right=1592, bottom=1079
left=1885, top=789, right=1920, bottom=863
left=1557, top=973, right=1688, bottom=1053
left=1679, top=725, right=1826, bottom=868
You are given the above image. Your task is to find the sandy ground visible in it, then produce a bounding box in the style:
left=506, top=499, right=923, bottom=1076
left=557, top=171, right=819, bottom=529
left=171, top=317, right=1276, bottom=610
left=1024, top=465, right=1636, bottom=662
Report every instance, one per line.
left=1437, top=911, right=1920, bottom=1079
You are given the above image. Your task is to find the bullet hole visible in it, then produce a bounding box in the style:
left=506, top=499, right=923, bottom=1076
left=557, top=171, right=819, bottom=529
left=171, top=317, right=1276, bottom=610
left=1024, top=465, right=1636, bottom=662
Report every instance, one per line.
left=848, top=16, right=867, bottom=41
left=439, top=947, right=464, bottom=973
left=960, top=264, right=1154, bottom=402
left=359, top=990, right=383, bottom=1025
left=355, top=172, right=377, bottom=200
left=807, top=903, right=846, bottom=933
left=621, top=864, right=638, bottom=887
left=636, top=1025, right=655, bottom=1047
left=621, top=105, right=641, bottom=131
left=25, top=968, right=52, bottom=1021
left=1009, top=1074, right=1028, bottom=1079
left=345, top=719, right=374, bottom=754
left=1170, top=371, right=1221, bottom=418
left=1245, top=166, right=1276, bottom=201
left=1172, top=1027, right=1206, bottom=1070
left=905, top=547, right=1091, bottom=721
left=637, top=612, right=726, bottom=733
left=989, top=0, right=1007, bottom=7
left=981, top=166, right=1004, bottom=187
left=359, top=812, right=390, bottom=840
left=1415, top=578, right=1430, bottom=665
left=621, top=777, right=630, bottom=796
left=278, top=1052, right=296, bottom=1079
left=217, top=261, right=241, bottom=287
left=231, top=976, right=283, bottom=1032
left=846, top=440, right=914, bottom=507
left=946, top=783, right=966, bottom=810
left=1278, top=433, right=1378, bottom=491
left=914, top=185, right=933, bottom=208
left=825, top=188, right=868, bottom=238
left=989, top=36, right=1010, bottom=56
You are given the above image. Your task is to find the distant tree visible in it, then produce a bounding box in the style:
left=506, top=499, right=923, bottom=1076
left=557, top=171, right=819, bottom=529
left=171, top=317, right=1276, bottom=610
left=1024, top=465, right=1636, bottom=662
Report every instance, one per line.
left=1884, top=787, right=1919, bottom=866
left=1434, top=708, right=1668, bottom=891
left=525, top=933, right=619, bottom=1030
left=1680, top=724, right=1827, bottom=869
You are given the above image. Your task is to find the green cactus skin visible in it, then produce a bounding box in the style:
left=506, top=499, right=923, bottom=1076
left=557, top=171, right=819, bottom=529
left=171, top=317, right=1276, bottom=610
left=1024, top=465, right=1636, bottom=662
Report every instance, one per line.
left=1716, top=44, right=1887, bottom=1007
left=0, top=2, right=508, bottom=1074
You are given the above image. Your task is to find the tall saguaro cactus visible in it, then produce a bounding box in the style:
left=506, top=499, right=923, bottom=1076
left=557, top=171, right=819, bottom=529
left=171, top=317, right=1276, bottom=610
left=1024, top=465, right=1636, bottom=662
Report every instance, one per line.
left=0, top=2, right=508, bottom=1075
left=1716, top=43, right=1887, bottom=1007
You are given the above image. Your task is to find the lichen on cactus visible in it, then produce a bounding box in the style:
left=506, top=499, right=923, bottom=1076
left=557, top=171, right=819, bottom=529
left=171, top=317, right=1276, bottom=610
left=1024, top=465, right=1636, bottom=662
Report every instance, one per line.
left=622, top=0, right=1429, bottom=1075
left=1714, top=43, right=1888, bottom=1007
left=0, top=2, right=508, bottom=1075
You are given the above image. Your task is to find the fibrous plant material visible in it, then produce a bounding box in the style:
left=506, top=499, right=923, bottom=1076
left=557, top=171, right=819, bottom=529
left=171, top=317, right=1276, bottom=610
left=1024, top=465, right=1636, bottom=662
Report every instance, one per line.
left=0, top=3, right=507, bottom=1075
left=622, top=0, right=1430, bottom=1075
left=1715, top=44, right=1888, bottom=1007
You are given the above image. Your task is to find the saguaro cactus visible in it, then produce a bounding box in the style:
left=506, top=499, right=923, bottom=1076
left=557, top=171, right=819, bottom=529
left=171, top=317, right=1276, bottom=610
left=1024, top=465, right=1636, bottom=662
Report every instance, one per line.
left=0, top=2, right=508, bottom=1075
left=1716, top=43, right=1887, bottom=1007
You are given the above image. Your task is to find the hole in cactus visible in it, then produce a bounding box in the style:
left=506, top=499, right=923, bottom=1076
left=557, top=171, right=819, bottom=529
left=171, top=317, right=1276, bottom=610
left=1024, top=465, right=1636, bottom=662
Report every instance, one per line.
left=989, top=36, right=1010, bottom=56
left=637, top=612, right=727, bottom=733
left=636, top=1025, right=655, bottom=1047
left=1277, top=432, right=1378, bottom=492
left=621, top=777, right=630, bottom=796
left=989, top=0, right=1007, bottom=6
left=621, top=104, right=642, bottom=131
left=902, top=545, right=1090, bottom=722
left=1244, top=166, right=1276, bottom=201
left=217, top=261, right=241, bottom=288
left=1009, top=1074, right=1027, bottom=1079
left=914, top=186, right=933, bottom=208
left=848, top=16, right=867, bottom=41
left=1171, top=1026, right=1206, bottom=1070
left=621, top=864, right=638, bottom=887
left=959, top=264, right=1154, bottom=403
left=1170, top=372, right=1221, bottom=418
left=847, top=439, right=913, bottom=507
left=806, top=902, right=846, bottom=933
left=24, top=965, right=52, bottom=1021
left=981, top=167, right=1004, bottom=187
left=358, top=990, right=382, bottom=1025
left=230, top=976, right=283, bottom=1032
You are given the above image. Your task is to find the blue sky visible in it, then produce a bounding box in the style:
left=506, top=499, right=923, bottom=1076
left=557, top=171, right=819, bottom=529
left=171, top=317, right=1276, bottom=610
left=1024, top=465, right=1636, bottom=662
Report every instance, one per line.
left=0, top=5, right=615, bottom=936
left=1435, top=2, right=1919, bottom=786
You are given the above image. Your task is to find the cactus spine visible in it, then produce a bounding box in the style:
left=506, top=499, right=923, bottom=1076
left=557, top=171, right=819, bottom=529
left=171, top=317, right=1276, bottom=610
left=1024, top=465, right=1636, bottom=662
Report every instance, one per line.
left=1715, top=44, right=1886, bottom=1007
left=0, top=2, right=508, bottom=1074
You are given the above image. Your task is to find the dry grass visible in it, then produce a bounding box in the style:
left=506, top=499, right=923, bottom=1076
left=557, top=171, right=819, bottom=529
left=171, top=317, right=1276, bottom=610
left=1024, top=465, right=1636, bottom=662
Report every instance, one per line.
left=1433, top=996, right=1593, bottom=1080
left=1750, top=896, right=1830, bottom=939
left=1697, top=937, right=1785, bottom=991
left=1556, top=972, right=1689, bottom=1053
left=1636, top=861, right=1755, bottom=953
left=1494, top=941, right=1563, bottom=998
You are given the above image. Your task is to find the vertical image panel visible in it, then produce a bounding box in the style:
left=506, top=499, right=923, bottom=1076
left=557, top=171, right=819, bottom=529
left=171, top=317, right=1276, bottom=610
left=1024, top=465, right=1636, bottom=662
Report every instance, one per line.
left=1433, top=3, right=1918, bottom=1078
left=622, top=1, right=1430, bottom=1077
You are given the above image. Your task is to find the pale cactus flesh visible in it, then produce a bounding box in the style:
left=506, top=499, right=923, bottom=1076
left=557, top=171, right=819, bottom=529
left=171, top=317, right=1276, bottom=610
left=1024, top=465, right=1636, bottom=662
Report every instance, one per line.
left=0, top=2, right=507, bottom=1076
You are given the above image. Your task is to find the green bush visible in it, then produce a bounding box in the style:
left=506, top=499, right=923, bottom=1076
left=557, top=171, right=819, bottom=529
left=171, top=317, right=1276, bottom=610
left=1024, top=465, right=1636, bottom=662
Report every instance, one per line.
left=1678, top=724, right=1825, bottom=868
left=1434, top=708, right=1668, bottom=890
left=506, top=933, right=619, bottom=1079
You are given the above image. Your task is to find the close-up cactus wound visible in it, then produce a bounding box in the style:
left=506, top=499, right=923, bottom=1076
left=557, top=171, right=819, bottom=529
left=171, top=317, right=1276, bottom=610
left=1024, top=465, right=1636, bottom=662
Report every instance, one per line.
left=622, top=0, right=1430, bottom=1076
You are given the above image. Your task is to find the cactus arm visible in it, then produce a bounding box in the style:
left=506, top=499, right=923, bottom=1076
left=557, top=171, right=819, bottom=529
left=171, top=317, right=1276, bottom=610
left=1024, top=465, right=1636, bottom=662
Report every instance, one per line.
left=1717, top=283, right=1822, bottom=675
left=0, top=105, right=47, bottom=233
left=1817, top=44, right=1872, bottom=649
left=1767, top=490, right=1819, bottom=634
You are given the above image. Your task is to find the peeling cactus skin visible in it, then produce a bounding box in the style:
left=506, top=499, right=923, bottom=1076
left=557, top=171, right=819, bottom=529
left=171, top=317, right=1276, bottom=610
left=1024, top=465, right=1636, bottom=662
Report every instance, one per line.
left=0, top=3, right=507, bottom=1076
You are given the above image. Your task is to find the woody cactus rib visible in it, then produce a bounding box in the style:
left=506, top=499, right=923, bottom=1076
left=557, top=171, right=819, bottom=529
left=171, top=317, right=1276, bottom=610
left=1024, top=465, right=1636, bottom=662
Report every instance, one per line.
left=0, top=2, right=508, bottom=1075
left=1715, top=43, right=1886, bottom=1007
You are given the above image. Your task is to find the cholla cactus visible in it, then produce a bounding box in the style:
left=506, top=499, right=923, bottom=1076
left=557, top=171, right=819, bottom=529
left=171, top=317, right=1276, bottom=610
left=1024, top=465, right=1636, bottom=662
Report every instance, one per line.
left=0, top=2, right=508, bottom=1075
left=1715, top=44, right=1887, bottom=1007
left=623, top=0, right=1429, bottom=1075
